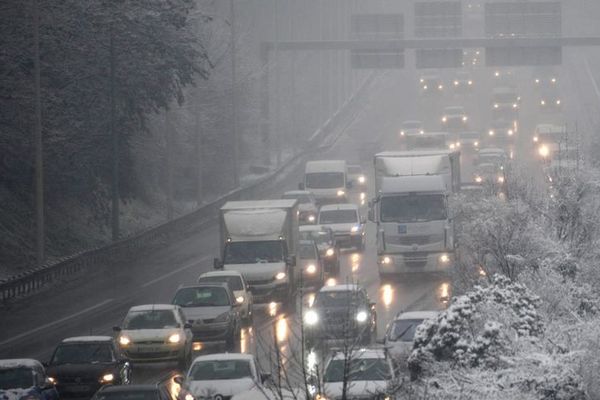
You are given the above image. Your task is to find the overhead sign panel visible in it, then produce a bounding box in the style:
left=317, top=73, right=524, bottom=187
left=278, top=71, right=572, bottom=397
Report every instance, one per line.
left=414, top=1, right=463, bottom=68
left=486, top=46, right=562, bottom=67
left=350, top=14, right=404, bottom=69
left=416, top=48, right=463, bottom=69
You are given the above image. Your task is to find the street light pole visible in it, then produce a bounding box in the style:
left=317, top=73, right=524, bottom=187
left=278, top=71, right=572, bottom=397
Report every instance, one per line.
left=33, top=0, right=44, bottom=266
left=230, top=0, right=239, bottom=187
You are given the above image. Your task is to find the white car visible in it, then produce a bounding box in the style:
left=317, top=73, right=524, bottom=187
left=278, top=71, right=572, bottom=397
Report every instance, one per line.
left=382, top=311, right=439, bottom=365
left=318, top=204, right=366, bottom=251
left=114, top=304, right=193, bottom=368
left=198, top=270, right=253, bottom=325
left=176, top=353, right=269, bottom=400
left=319, top=348, right=396, bottom=400
left=399, top=120, right=424, bottom=137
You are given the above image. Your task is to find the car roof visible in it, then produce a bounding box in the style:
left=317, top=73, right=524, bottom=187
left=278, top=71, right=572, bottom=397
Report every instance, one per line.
left=177, top=282, right=230, bottom=290
left=0, top=359, right=43, bottom=370
left=395, top=311, right=439, bottom=321
left=320, top=284, right=361, bottom=293
left=319, top=203, right=358, bottom=212
left=192, top=353, right=255, bottom=363
left=305, top=160, right=346, bottom=173
left=129, top=304, right=178, bottom=312
left=199, top=270, right=244, bottom=279
left=444, top=106, right=465, bottom=112
left=62, top=336, right=113, bottom=343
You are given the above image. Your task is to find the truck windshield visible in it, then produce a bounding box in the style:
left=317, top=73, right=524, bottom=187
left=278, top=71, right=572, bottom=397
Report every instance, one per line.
left=305, top=172, right=344, bottom=189
left=224, top=241, right=285, bottom=264
left=380, top=194, right=446, bottom=223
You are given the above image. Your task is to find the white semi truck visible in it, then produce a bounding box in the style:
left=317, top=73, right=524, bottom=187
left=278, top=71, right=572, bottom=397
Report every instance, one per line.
left=370, top=151, right=460, bottom=278
left=214, top=200, right=299, bottom=308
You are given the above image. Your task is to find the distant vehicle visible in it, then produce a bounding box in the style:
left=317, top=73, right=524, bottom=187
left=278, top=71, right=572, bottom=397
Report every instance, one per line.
left=487, top=118, right=518, bottom=144
left=407, top=131, right=449, bottom=151
left=113, top=304, right=193, bottom=368
left=441, top=106, right=468, bottom=131
left=301, top=160, right=349, bottom=204
left=452, top=71, right=474, bottom=93
left=476, top=148, right=508, bottom=169
left=197, top=270, right=253, bottom=326
left=0, top=359, right=59, bottom=400
left=46, top=336, right=131, bottom=397
left=91, top=384, right=176, bottom=400
left=213, top=200, right=299, bottom=307
left=399, top=120, right=425, bottom=137
left=456, top=131, right=481, bottom=149
left=281, top=190, right=318, bottom=224
left=318, top=204, right=366, bottom=251
left=304, top=284, right=377, bottom=347
left=539, top=86, right=562, bottom=112
left=473, top=162, right=506, bottom=187
left=346, top=164, right=366, bottom=188
left=419, top=75, right=444, bottom=94
left=317, top=348, right=395, bottom=400
left=492, top=86, right=520, bottom=112
left=533, top=124, right=567, bottom=161
left=532, top=67, right=558, bottom=89
left=175, top=353, right=269, bottom=400
left=172, top=283, right=242, bottom=352
left=299, top=225, right=340, bottom=275
left=297, top=240, right=325, bottom=288
left=382, top=311, right=439, bottom=364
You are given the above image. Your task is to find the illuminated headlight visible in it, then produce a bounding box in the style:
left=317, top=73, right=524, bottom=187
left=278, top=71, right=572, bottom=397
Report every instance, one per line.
left=508, top=129, right=514, bottom=136
left=495, top=71, right=500, bottom=77
left=539, top=145, right=550, bottom=158
left=381, top=256, right=392, bottom=265
left=356, top=311, right=368, bottom=323
left=337, top=190, right=345, bottom=197
left=462, top=116, right=468, bottom=122
left=512, top=103, right=518, bottom=109
left=456, top=141, right=461, bottom=147
left=118, top=336, right=131, bottom=346
left=100, top=373, right=114, bottom=383
left=449, top=143, right=455, bottom=150
left=535, top=78, right=540, bottom=84
left=489, top=130, right=495, bottom=136
left=468, top=80, right=473, bottom=85
left=498, top=176, right=505, bottom=183
left=326, top=248, right=335, bottom=257
left=420, top=78, right=424, bottom=83
left=308, top=215, right=315, bottom=222
left=438, top=84, right=444, bottom=90
left=551, top=78, right=557, bottom=83
left=439, top=254, right=450, bottom=263
left=556, top=99, right=561, bottom=105
left=304, top=310, right=319, bottom=325
left=423, top=85, right=428, bottom=90
left=400, top=130, right=405, bottom=136
left=474, top=141, right=479, bottom=147
left=306, top=264, right=317, bottom=274
left=185, top=394, right=195, bottom=400
left=494, top=103, right=499, bottom=109
left=275, top=272, right=286, bottom=280
left=236, top=295, right=245, bottom=304
left=541, top=100, right=546, bottom=106
left=358, top=176, right=366, bottom=184
left=168, top=333, right=181, bottom=344
left=419, top=129, right=425, bottom=135
left=351, top=226, right=360, bottom=233
left=48, top=377, right=57, bottom=384
left=454, top=80, right=459, bottom=86
left=533, top=136, right=539, bottom=143
left=475, top=176, right=483, bottom=183
left=442, top=116, right=447, bottom=123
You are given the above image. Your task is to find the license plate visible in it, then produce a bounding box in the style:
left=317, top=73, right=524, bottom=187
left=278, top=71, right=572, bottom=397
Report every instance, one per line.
left=398, top=225, right=407, bottom=234
left=135, top=346, right=163, bottom=353
left=66, top=385, right=91, bottom=392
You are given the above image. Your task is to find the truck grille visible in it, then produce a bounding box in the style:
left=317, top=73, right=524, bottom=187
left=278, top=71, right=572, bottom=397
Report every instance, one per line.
left=388, top=234, right=443, bottom=246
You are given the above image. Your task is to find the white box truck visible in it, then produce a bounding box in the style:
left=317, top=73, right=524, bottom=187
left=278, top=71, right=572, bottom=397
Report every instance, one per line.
left=370, top=151, right=459, bottom=278
left=214, top=200, right=299, bottom=307
left=300, top=160, right=349, bottom=204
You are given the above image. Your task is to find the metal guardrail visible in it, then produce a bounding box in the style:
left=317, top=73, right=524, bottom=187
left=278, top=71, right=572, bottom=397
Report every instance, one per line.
left=0, top=72, right=377, bottom=305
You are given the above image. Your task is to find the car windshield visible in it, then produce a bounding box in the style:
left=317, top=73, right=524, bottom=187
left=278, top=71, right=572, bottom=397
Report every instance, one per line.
left=189, top=360, right=252, bottom=380
left=494, top=93, right=517, bottom=103
left=380, top=194, right=447, bottom=223
left=445, top=107, right=464, bottom=115
left=406, top=135, right=446, bottom=149
left=282, top=193, right=313, bottom=204
left=223, top=241, right=285, bottom=264
left=0, top=368, right=34, bottom=390
left=173, top=287, right=230, bottom=307
left=315, top=290, right=362, bottom=307
left=298, top=244, right=317, bottom=260
left=51, top=343, right=114, bottom=364
left=94, top=390, right=159, bottom=400
left=389, top=319, right=425, bottom=342
left=477, top=164, right=498, bottom=175
left=402, top=121, right=421, bottom=129
left=479, top=154, right=504, bottom=166
left=123, top=310, right=178, bottom=330
left=305, top=172, right=344, bottom=189
left=299, top=230, right=331, bottom=246
left=319, top=210, right=357, bottom=224
left=324, top=358, right=391, bottom=382
left=198, top=276, right=243, bottom=291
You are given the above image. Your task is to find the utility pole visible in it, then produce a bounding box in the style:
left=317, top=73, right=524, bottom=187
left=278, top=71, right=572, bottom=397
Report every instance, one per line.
left=230, top=0, right=239, bottom=187
left=110, top=9, right=119, bottom=241
left=33, top=0, right=44, bottom=266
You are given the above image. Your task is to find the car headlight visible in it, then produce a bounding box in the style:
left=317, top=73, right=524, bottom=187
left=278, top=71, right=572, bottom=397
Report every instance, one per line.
left=440, top=254, right=450, bottom=263
left=356, top=311, right=368, bottom=323
left=304, top=310, right=319, bottom=325
left=438, top=84, right=443, bottom=90
left=380, top=256, right=392, bottom=265
left=442, top=116, right=447, bottom=123
left=214, top=312, right=231, bottom=323
left=541, top=100, right=546, bottom=106
left=423, top=85, right=428, bottom=90
left=358, top=176, right=366, bottom=184
left=494, top=103, right=499, bottom=109
left=489, top=130, right=495, bottom=136
left=556, top=99, right=561, bottom=105
left=512, top=103, right=518, bottom=109
left=474, top=141, right=479, bottom=147
left=475, top=176, right=482, bottom=183
left=236, top=295, right=245, bottom=304
left=539, top=145, right=550, bottom=158
left=400, top=130, right=405, bottom=136
left=351, top=225, right=360, bottom=233
left=337, top=190, right=345, bottom=197
left=48, top=377, right=57, bottom=385
left=449, top=143, right=455, bottom=150
left=468, top=80, right=473, bottom=85
left=275, top=272, right=286, bottom=280
left=498, top=176, right=505, bottom=183
left=462, top=116, right=468, bottom=122
left=454, top=80, right=459, bottom=86
left=100, top=373, right=114, bottom=383
left=185, top=394, right=195, bottom=400
left=308, top=215, right=315, bottom=222
left=533, top=136, right=539, bottom=142
left=326, top=248, right=335, bottom=257
left=119, top=336, right=131, bottom=346
left=306, top=264, right=317, bottom=274
left=508, top=129, right=514, bottom=136
left=168, top=333, right=181, bottom=344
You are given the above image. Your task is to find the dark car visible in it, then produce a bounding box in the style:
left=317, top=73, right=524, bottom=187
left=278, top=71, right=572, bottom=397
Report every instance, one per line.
left=91, top=384, right=175, bottom=400
left=0, top=359, right=59, bottom=400
left=46, top=336, right=131, bottom=397
left=172, top=283, right=242, bottom=352
left=299, top=225, right=340, bottom=275
left=303, top=284, right=376, bottom=348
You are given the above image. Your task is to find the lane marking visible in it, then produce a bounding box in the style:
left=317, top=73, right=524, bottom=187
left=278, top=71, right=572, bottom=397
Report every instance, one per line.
left=141, top=256, right=211, bottom=288
left=0, top=298, right=114, bottom=347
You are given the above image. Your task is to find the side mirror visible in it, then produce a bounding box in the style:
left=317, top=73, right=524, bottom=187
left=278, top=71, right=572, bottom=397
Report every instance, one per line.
left=173, top=376, right=184, bottom=386
left=112, top=326, right=121, bottom=332
left=298, top=182, right=305, bottom=190
left=260, top=373, right=271, bottom=384
left=213, top=258, right=223, bottom=270
left=286, top=255, right=296, bottom=267
left=184, top=323, right=192, bottom=330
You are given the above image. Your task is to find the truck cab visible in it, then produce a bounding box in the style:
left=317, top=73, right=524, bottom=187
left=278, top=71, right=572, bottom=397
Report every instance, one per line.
left=301, top=160, right=349, bottom=205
